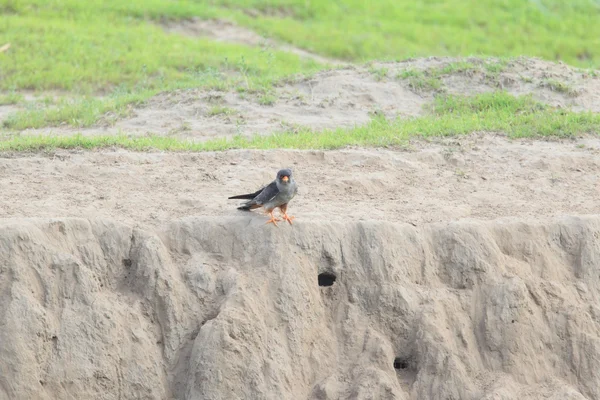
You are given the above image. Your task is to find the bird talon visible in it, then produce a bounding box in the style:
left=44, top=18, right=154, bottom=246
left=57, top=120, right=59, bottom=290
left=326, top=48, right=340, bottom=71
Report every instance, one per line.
left=265, top=212, right=279, bottom=226
left=282, top=213, right=295, bottom=225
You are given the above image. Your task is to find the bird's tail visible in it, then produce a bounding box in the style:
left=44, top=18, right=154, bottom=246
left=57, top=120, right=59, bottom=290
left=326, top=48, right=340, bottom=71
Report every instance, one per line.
left=232, top=196, right=256, bottom=211
left=237, top=201, right=260, bottom=211
left=229, top=193, right=257, bottom=200
left=228, top=187, right=264, bottom=200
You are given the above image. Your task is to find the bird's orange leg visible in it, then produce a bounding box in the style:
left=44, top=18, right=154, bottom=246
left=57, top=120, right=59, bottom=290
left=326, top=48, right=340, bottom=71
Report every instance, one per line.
left=265, top=210, right=279, bottom=226
left=279, top=204, right=295, bottom=225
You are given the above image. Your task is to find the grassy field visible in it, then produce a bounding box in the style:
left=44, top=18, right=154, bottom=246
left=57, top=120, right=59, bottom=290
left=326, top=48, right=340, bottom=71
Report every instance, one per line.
left=1, top=0, right=600, bottom=147
left=3, top=0, right=599, bottom=91
left=223, top=0, right=600, bottom=64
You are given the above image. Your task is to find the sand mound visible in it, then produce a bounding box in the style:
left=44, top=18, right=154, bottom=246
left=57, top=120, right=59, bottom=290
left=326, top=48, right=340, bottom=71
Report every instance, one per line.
left=2, top=215, right=600, bottom=399
left=9, top=57, right=600, bottom=140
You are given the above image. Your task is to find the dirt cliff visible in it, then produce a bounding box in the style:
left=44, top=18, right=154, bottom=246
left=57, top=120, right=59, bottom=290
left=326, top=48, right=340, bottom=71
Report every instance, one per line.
left=1, top=215, right=599, bottom=399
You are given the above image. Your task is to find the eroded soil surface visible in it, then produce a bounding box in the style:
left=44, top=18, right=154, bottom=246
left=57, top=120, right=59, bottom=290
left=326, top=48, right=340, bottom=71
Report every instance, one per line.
left=0, top=134, right=598, bottom=231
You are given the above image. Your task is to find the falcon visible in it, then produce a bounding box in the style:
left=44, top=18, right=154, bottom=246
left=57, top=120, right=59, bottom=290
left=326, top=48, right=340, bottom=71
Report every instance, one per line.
left=228, top=168, right=298, bottom=226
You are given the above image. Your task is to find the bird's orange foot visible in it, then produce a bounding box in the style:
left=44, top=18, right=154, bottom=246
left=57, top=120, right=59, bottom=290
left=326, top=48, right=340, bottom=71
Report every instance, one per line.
left=265, top=212, right=280, bottom=226
left=282, top=213, right=295, bottom=225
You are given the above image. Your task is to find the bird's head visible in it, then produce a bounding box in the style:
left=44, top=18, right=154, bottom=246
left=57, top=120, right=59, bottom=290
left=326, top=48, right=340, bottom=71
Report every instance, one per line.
left=276, top=168, right=293, bottom=184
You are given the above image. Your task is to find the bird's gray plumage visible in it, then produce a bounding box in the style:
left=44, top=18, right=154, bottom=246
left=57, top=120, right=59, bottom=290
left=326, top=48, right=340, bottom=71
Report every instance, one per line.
left=229, top=168, right=298, bottom=212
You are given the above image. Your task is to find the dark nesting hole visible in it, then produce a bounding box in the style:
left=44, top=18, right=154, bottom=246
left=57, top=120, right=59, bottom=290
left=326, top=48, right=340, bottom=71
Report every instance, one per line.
left=122, top=259, right=132, bottom=268
left=318, top=272, right=336, bottom=287
left=393, top=357, right=409, bottom=370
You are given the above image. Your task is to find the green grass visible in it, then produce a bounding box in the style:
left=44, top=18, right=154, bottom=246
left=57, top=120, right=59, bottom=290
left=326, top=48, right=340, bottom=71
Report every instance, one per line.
left=2, top=0, right=600, bottom=92
left=368, top=66, right=389, bottom=81
left=3, top=91, right=152, bottom=129
left=0, top=1, right=324, bottom=129
left=0, top=0, right=327, bottom=130
left=0, top=92, right=24, bottom=105
left=395, top=59, right=510, bottom=92
left=207, top=106, right=236, bottom=117
left=2, top=70, right=286, bottom=130
left=258, top=93, right=277, bottom=106
left=2, top=92, right=597, bottom=152
left=397, top=69, right=443, bottom=92
left=1, top=1, right=325, bottom=92
left=438, top=59, right=508, bottom=77
left=218, top=0, right=600, bottom=66
left=539, top=78, right=579, bottom=96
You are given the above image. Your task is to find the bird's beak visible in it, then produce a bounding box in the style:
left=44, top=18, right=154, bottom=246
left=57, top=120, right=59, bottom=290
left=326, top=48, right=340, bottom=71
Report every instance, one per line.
left=282, top=176, right=289, bottom=182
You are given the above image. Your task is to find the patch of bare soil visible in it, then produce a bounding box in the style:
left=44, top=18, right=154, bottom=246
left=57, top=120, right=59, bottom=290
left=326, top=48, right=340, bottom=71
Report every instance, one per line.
left=377, top=56, right=600, bottom=112
left=0, top=104, right=19, bottom=124
left=92, top=68, right=426, bottom=140
left=0, top=134, right=598, bottom=231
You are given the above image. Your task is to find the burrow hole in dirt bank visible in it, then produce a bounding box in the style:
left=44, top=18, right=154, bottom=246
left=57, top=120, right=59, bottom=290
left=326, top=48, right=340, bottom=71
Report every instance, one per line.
left=393, top=354, right=418, bottom=389
left=394, top=357, right=410, bottom=370
left=318, top=272, right=336, bottom=287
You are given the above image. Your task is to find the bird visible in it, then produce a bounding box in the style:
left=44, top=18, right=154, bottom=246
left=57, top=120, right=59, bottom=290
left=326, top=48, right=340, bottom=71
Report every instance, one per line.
left=228, top=168, right=298, bottom=226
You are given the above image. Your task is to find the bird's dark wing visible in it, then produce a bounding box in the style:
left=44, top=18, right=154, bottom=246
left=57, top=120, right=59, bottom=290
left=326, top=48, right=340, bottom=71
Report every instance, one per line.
left=228, top=186, right=266, bottom=200
left=232, top=180, right=280, bottom=211
left=252, top=180, right=280, bottom=205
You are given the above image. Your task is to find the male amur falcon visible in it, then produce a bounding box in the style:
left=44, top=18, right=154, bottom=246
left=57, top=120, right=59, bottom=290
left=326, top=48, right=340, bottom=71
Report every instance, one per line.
left=228, top=168, right=298, bottom=226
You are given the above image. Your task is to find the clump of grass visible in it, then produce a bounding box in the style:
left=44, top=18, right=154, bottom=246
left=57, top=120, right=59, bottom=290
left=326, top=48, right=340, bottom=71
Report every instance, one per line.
left=420, top=91, right=598, bottom=138
left=520, top=75, right=534, bottom=83
left=540, top=79, right=579, bottom=96
left=438, top=61, right=478, bottom=75
left=483, top=59, right=508, bottom=74
left=397, top=69, right=442, bottom=92
left=430, top=91, right=546, bottom=115
left=258, top=93, right=277, bottom=106
left=3, top=92, right=598, bottom=152
left=207, top=106, right=235, bottom=116
left=437, top=59, right=508, bottom=76
left=397, top=59, right=509, bottom=92
left=368, top=66, right=389, bottom=81
left=0, top=92, right=24, bottom=106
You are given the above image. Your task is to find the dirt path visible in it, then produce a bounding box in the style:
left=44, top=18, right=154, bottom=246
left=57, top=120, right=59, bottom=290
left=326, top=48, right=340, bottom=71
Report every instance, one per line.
left=1, top=134, right=597, bottom=230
